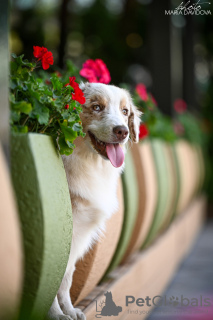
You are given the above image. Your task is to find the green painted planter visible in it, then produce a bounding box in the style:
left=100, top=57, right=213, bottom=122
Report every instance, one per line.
left=137, top=139, right=158, bottom=250
left=104, top=149, right=139, bottom=274
left=174, top=140, right=198, bottom=215
left=196, top=146, right=205, bottom=193
left=167, top=143, right=181, bottom=223
left=143, top=140, right=173, bottom=247
left=11, top=133, right=72, bottom=320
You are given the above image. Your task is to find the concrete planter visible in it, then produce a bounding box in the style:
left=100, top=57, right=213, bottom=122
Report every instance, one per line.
left=121, top=143, right=146, bottom=261
left=11, top=133, right=73, bottom=320
left=196, top=145, right=205, bottom=193
left=0, top=145, right=23, bottom=320
left=122, top=140, right=157, bottom=259
left=143, top=139, right=177, bottom=247
left=159, top=143, right=180, bottom=231
left=70, top=178, right=124, bottom=305
left=175, top=140, right=199, bottom=215
left=135, top=140, right=159, bottom=249
left=104, top=149, right=139, bottom=273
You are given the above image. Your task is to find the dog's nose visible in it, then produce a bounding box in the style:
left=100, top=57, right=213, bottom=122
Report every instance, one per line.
left=113, top=126, right=129, bottom=140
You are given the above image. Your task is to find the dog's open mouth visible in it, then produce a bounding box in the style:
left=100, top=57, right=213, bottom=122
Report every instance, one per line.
left=88, top=131, right=124, bottom=168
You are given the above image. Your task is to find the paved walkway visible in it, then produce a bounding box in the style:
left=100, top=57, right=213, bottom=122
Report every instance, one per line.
left=147, top=220, right=213, bottom=320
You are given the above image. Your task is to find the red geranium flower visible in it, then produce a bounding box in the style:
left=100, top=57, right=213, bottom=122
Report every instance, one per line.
left=33, top=46, right=54, bottom=70
left=80, top=59, right=111, bottom=84
left=64, top=104, right=69, bottom=109
left=33, top=46, right=48, bottom=59
left=41, top=51, right=54, bottom=70
left=136, top=84, right=148, bottom=102
left=174, top=99, right=187, bottom=114
left=66, top=76, right=86, bottom=105
left=139, top=124, right=149, bottom=140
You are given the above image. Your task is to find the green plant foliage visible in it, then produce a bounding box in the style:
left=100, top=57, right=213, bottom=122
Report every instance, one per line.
left=176, top=112, right=205, bottom=145
left=133, top=90, right=178, bottom=143
left=10, top=54, right=85, bottom=155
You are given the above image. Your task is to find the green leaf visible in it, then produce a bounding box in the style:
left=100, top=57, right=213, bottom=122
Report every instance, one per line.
left=65, top=140, right=75, bottom=149
left=11, top=101, right=32, bottom=114
left=14, top=55, right=24, bottom=66
left=11, top=53, right=18, bottom=59
left=9, top=79, right=18, bottom=90
left=31, top=101, right=49, bottom=125
left=72, top=122, right=82, bottom=132
left=40, top=95, right=52, bottom=104
left=11, top=125, right=28, bottom=133
left=51, top=74, right=63, bottom=90
left=66, top=60, right=80, bottom=75
left=22, top=60, right=36, bottom=68
left=9, top=93, right=16, bottom=103
left=53, top=99, right=63, bottom=111
left=58, top=136, right=73, bottom=156
left=60, top=123, right=78, bottom=141
left=10, top=111, right=21, bottom=123
left=61, top=110, right=76, bottom=121
left=10, top=61, right=18, bottom=74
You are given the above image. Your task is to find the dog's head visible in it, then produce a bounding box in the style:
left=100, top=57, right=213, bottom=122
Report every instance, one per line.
left=79, top=82, right=141, bottom=168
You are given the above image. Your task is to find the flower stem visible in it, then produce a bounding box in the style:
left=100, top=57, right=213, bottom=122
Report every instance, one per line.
left=22, top=116, right=29, bottom=126
left=39, top=117, right=54, bottom=134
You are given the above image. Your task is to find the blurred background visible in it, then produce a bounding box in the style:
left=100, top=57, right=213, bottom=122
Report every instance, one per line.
left=0, top=1, right=212, bottom=319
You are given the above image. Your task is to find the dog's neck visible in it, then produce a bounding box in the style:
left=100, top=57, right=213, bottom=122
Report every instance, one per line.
left=62, top=136, right=125, bottom=182
left=68, top=136, right=125, bottom=172
left=62, top=136, right=124, bottom=227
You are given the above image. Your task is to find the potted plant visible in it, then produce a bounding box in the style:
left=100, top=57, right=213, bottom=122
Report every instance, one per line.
left=173, top=99, right=206, bottom=214
left=10, top=51, right=127, bottom=318
left=10, top=46, right=86, bottom=320
left=124, top=84, right=180, bottom=250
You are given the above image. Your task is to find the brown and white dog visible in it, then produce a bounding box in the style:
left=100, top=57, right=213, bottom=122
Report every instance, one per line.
left=48, top=83, right=141, bottom=320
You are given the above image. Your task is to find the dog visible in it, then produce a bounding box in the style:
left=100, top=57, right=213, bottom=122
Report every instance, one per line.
left=48, top=82, right=141, bottom=320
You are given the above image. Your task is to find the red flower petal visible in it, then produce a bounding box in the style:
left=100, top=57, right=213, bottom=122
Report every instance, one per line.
left=136, top=84, right=148, bottom=102
left=68, top=76, right=86, bottom=104
left=139, top=124, right=149, bottom=140
left=33, top=46, right=48, bottom=60
left=64, top=104, right=69, bottom=109
left=80, top=59, right=111, bottom=84
left=41, top=51, right=54, bottom=70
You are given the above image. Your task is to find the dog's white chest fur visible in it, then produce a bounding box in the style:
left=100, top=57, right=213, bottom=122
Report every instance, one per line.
left=63, top=148, right=123, bottom=237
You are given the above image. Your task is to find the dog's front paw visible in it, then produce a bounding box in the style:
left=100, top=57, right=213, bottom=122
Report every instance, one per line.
left=74, top=308, right=86, bottom=320
left=47, top=312, right=72, bottom=320
left=64, top=308, right=86, bottom=320
left=57, top=316, right=72, bottom=320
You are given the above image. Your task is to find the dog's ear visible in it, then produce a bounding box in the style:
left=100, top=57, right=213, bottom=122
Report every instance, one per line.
left=128, top=98, right=142, bottom=143
left=79, top=82, right=90, bottom=92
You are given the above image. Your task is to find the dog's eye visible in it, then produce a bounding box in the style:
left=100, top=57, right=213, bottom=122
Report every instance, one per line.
left=122, top=109, right=128, bottom=116
left=93, top=105, right=101, bottom=112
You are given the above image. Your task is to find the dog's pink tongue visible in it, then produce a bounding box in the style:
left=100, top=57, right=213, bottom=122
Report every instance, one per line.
left=106, top=143, right=124, bottom=168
